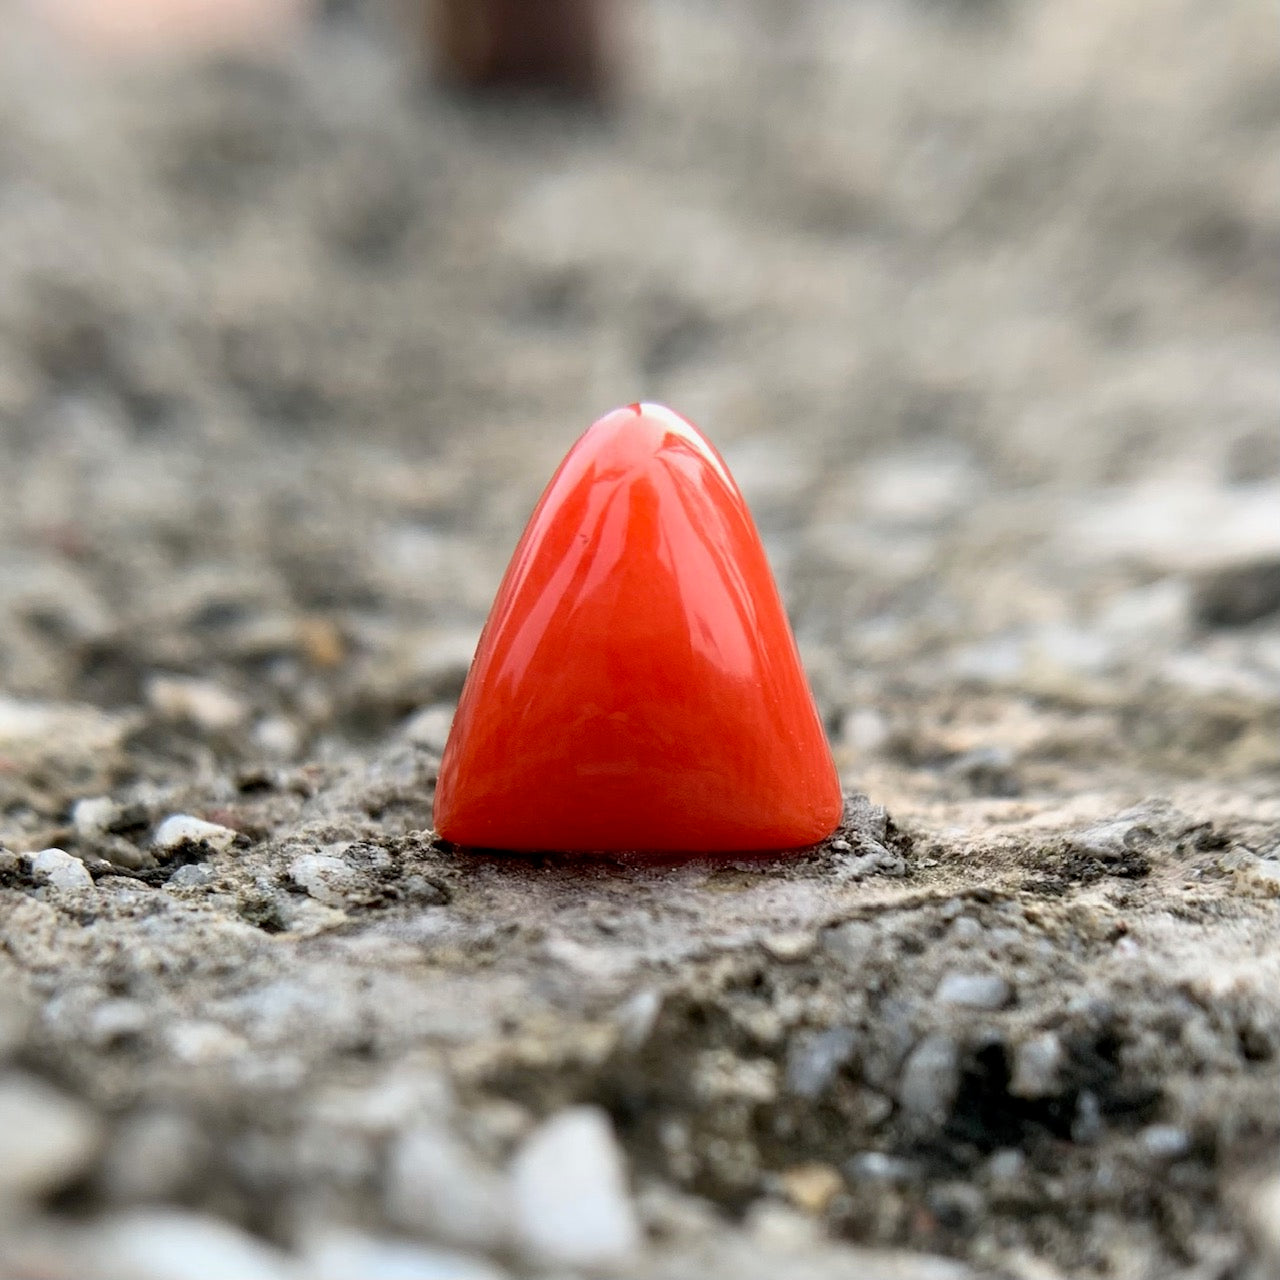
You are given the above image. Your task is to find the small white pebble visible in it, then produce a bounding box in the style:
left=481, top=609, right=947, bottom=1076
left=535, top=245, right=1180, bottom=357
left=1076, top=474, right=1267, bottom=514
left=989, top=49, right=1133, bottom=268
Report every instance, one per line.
left=153, top=815, right=238, bottom=855
left=761, top=932, right=815, bottom=962
left=1073, top=1090, right=1104, bottom=1143
left=72, top=796, right=120, bottom=838
left=987, top=1149, right=1026, bottom=1182
left=1248, top=1173, right=1280, bottom=1264
left=1009, top=1032, right=1064, bottom=1098
left=936, top=972, right=1011, bottom=1009
left=402, top=703, right=456, bottom=753
left=166, top=1021, right=246, bottom=1064
left=100, top=1109, right=207, bottom=1204
left=842, top=707, right=889, bottom=753
left=846, top=1151, right=916, bottom=1184
left=252, top=716, right=300, bottom=759
left=0, top=1072, right=102, bottom=1199
left=305, top=1228, right=506, bottom=1280
left=1140, top=1124, right=1190, bottom=1159
left=88, top=1209, right=292, bottom=1280
left=146, top=674, right=248, bottom=732
left=511, top=1107, right=640, bottom=1269
left=384, top=1125, right=510, bottom=1253
left=30, top=848, right=93, bottom=890
left=288, top=853, right=359, bottom=907
left=615, top=989, right=662, bottom=1050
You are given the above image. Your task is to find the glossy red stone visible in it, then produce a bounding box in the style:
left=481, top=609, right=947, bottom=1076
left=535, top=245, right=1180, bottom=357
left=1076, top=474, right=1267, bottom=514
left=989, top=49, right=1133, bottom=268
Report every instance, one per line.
left=433, top=403, right=843, bottom=853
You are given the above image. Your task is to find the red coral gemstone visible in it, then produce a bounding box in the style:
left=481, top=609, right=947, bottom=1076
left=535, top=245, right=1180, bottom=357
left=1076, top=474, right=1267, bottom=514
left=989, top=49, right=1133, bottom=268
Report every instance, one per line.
left=433, top=403, right=843, bottom=853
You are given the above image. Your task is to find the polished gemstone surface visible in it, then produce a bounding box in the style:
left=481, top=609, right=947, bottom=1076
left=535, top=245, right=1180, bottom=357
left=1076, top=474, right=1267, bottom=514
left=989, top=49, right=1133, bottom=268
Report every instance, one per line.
left=433, top=403, right=843, bottom=852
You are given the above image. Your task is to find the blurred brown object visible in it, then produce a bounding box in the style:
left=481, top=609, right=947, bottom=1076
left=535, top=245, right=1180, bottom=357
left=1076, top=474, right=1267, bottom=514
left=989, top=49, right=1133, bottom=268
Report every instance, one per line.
left=426, top=0, right=609, bottom=98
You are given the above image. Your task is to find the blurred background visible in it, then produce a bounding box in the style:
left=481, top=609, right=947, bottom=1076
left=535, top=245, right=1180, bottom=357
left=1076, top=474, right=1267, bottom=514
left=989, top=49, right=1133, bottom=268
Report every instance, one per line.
left=1, top=0, right=1278, bottom=818
left=1, top=4, right=1280, bottom=1277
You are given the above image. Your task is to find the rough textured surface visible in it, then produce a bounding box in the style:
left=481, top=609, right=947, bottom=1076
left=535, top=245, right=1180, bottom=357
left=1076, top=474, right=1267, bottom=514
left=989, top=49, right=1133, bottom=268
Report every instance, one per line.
left=0, top=1, right=1278, bottom=1277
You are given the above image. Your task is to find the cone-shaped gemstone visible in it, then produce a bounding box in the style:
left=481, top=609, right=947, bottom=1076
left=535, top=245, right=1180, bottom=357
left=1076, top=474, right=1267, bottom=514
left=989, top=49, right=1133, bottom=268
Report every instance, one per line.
left=433, top=403, right=843, bottom=853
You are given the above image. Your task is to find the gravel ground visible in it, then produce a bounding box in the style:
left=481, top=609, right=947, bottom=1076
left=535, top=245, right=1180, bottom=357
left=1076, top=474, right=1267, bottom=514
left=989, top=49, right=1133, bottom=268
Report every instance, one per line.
left=1, top=1, right=1279, bottom=1277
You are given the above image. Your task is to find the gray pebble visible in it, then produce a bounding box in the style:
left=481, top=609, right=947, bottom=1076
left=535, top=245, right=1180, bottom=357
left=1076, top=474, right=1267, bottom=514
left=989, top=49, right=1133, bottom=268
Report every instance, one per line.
left=832, top=844, right=906, bottom=881
left=1192, top=557, right=1280, bottom=628
left=1073, top=1090, right=1104, bottom=1143
left=1069, top=807, right=1164, bottom=859
left=844, top=794, right=890, bottom=843
left=928, top=1181, right=985, bottom=1230
left=986, top=1148, right=1026, bottom=1184
left=860, top=1089, right=894, bottom=1128
left=845, top=1151, right=916, bottom=1185
left=167, top=863, right=216, bottom=888
left=784, top=1027, right=857, bottom=1099
left=898, top=1034, right=960, bottom=1125
left=944, top=746, right=1018, bottom=796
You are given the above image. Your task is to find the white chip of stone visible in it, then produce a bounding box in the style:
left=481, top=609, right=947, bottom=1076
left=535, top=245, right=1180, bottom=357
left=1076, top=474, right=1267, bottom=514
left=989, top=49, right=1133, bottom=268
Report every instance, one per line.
left=1140, top=1124, right=1190, bottom=1160
left=166, top=1020, right=246, bottom=1064
left=252, top=716, right=301, bottom=760
left=1009, top=1031, right=1064, bottom=1098
left=72, top=795, right=120, bottom=838
left=88, top=1209, right=293, bottom=1280
left=30, top=848, right=93, bottom=890
left=402, top=703, right=455, bottom=753
left=761, top=932, right=815, bottom=962
left=288, top=853, right=360, bottom=908
left=146, top=675, right=248, bottom=731
left=0, top=987, right=31, bottom=1058
left=384, top=1125, right=510, bottom=1253
left=153, top=815, right=238, bottom=855
left=305, top=1228, right=508, bottom=1280
left=841, top=707, right=889, bottom=753
left=614, top=988, right=661, bottom=1050
left=0, top=1072, right=102, bottom=1199
left=99, top=1110, right=207, bottom=1204
left=1249, top=1172, right=1280, bottom=1264
left=511, top=1106, right=641, bottom=1270
left=935, top=972, right=1011, bottom=1010
left=0, top=696, right=132, bottom=758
